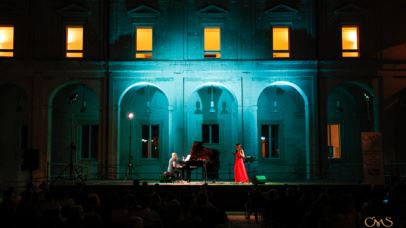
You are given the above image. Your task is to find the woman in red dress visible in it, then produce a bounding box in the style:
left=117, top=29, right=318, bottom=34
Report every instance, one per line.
left=234, top=144, right=249, bottom=183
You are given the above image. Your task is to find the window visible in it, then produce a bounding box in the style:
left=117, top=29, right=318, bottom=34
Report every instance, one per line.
left=327, top=123, right=341, bottom=159
left=81, top=125, right=98, bottom=159
left=204, top=27, right=221, bottom=58
left=136, top=27, right=153, bottom=58
left=66, top=25, right=84, bottom=58
left=261, top=124, right=280, bottom=158
left=0, top=26, right=14, bottom=57
left=341, top=25, right=359, bottom=57
left=202, top=124, right=219, bottom=144
left=272, top=27, right=290, bottom=58
left=141, top=124, right=159, bottom=158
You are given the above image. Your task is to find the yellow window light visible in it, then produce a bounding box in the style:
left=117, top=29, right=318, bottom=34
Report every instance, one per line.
left=136, top=27, right=153, bottom=51
left=136, top=27, right=153, bottom=58
left=273, top=52, right=290, bottom=58
left=0, top=26, right=14, bottom=57
left=342, top=26, right=359, bottom=57
left=66, top=26, right=83, bottom=58
left=204, top=27, right=221, bottom=51
left=272, top=27, right=290, bottom=58
left=273, top=27, right=289, bottom=50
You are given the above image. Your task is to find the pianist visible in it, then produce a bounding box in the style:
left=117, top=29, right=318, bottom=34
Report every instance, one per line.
left=167, top=152, right=182, bottom=179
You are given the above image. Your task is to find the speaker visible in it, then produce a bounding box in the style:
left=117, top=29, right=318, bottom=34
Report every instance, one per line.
left=252, top=175, right=267, bottom=185
left=22, top=149, right=39, bottom=170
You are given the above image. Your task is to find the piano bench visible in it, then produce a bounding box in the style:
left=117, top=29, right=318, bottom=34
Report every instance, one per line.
left=160, top=171, right=177, bottom=183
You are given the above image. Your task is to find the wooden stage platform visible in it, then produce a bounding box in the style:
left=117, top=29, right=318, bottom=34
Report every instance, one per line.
left=52, top=179, right=363, bottom=187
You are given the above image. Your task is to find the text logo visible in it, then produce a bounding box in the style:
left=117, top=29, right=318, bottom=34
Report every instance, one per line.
left=364, top=217, right=393, bottom=227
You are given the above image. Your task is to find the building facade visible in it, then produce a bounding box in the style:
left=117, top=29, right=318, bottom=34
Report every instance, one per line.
left=1, top=0, right=405, bottom=185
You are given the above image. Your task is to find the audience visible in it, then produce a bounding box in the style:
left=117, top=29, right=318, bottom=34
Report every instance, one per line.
left=0, top=181, right=404, bottom=228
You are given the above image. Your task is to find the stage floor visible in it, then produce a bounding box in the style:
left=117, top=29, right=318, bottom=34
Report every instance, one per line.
left=52, top=179, right=362, bottom=186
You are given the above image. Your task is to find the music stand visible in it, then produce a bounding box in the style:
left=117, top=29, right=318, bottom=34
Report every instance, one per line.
left=53, top=93, right=83, bottom=183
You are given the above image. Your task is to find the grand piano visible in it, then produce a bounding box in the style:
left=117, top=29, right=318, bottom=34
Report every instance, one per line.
left=177, top=141, right=220, bottom=182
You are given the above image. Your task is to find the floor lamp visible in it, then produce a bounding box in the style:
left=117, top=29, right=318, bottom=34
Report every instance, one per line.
left=126, top=112, right=134, bottom=179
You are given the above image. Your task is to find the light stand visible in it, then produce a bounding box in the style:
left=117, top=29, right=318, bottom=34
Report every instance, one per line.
left=126, top=112, right=134, bottom=179
left=53, top=92, right=83, bottom=183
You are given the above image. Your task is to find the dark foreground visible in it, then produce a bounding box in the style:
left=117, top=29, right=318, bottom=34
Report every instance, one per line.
left=1, top=180, right=405, bottom=228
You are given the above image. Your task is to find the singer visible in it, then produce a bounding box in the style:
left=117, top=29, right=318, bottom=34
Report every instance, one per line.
left=234, top=144, right=249, bottom=183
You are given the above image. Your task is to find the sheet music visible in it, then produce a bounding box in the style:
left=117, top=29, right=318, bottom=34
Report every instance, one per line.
left=184, top=154, right=191, bottom=161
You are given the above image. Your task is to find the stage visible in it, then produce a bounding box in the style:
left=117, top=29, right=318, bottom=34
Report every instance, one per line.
left=52, top=179, right=363, bottom=186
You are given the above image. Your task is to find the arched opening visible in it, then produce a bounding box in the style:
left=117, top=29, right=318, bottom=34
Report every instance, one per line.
left=119, top=83, right=169, bottom=180
left=327, top=82, right=377, bottom=181
left=50, top=84, right=100, bottom=180
left=257, top=82, right=308, bottom=181
left=186, top=83, right=238, bottom=180
left=0, top=84, right=31, bottom=185
left=384, top=87, right=406, bottom=179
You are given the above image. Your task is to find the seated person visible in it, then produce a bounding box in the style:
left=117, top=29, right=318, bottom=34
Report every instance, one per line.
left=167, top=152, right=182, bottom=179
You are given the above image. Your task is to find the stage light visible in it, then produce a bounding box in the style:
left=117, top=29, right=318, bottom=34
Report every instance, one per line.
left=252, top=175, right=267, bottom=184
left=126, top=111, right=134, bottom=179
left=128, top=112, right=134, bottom=120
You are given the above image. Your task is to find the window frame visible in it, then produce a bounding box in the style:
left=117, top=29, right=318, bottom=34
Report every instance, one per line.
left=202, top=123, right=220, bottom=144
left=134, top=25, right=154, bottom=59
left=271, top=25, right=291, bottom=59
left=0, top=25, right=14, bottom=58
left=260, top=123, right=281, bottom=159
left=341, top=25, right=360, bottom=58
left=140, top=123, right=160, bottom=159
left=203, top=25, right=222, bottom=59
left=65, top=24, right=85, bottom=58
left=79, top=124, right=99, bottom=160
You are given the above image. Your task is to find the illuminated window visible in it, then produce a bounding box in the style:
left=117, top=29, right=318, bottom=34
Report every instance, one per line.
left=342, top=26, right=359, bottom=57
left=261, top=124, right=280, bottom=158
left=272, top=27, right=290, bottom=58
left=0, top=26, right=14, bottom=57
left=141, top=124, right=159, bottom=158
left=204, top=27, right=221, bottom=58
left=202, top=124, right=219, bottom=144
left=327, top=123, right=341, bottom=159
left=66, top=26, right=84, bottom=58
left=136, top=27, right=153, bottom=58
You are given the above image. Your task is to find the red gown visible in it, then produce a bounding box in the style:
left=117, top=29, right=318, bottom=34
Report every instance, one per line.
left=234, top=151, right=249, bottom=182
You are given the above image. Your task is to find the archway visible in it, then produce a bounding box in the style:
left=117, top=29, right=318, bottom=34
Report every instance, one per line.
left=186, top=83, right=238, bottom=180
left=50, top=83, right=100, bottom=180
left=257, top=81, right=309, bottom=181
left=119, top=83, right=169, bottom=180
left=0, top=84, right=30, bottom=185
left=327, top=82, right=377, bottom=181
